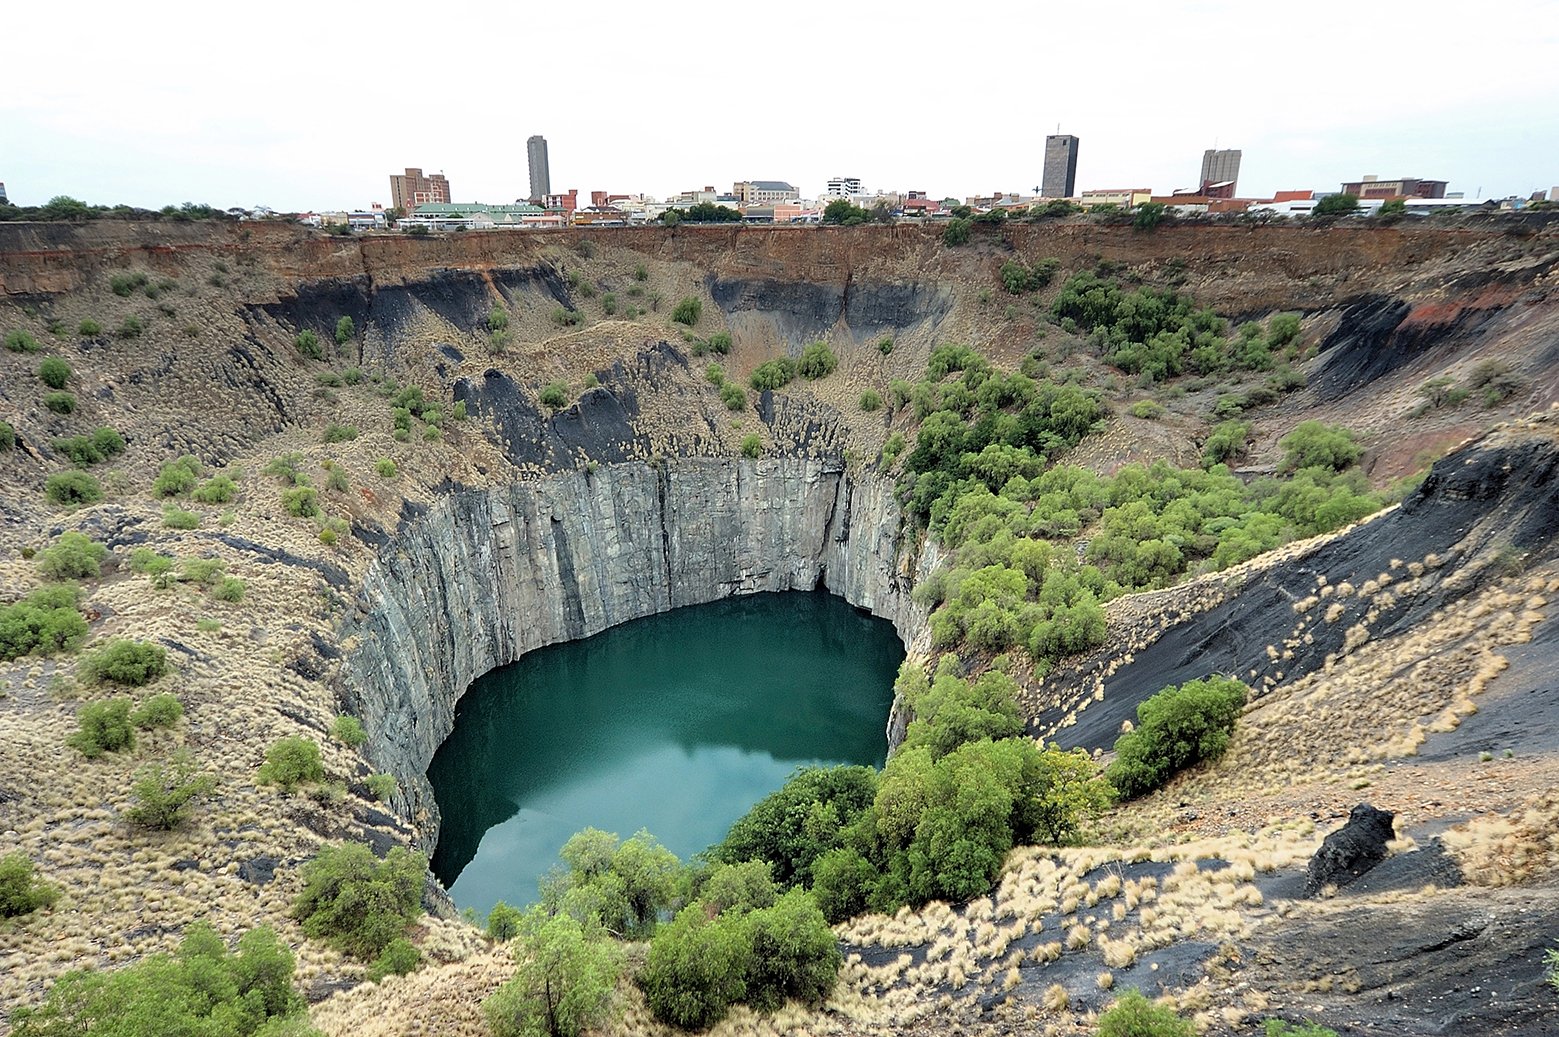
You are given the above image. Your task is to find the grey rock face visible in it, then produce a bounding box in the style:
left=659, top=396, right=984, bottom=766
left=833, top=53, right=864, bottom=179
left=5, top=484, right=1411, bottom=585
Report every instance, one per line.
left=338, top=457, right=929, bottom=849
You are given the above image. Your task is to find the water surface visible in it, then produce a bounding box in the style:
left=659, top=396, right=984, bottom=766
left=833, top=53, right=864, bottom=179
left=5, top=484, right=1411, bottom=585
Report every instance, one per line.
left=428, top=591, right=903, bottom=915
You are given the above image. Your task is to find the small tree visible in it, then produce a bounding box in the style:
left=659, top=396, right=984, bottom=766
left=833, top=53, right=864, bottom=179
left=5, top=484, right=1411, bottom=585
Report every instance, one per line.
left=78, top=639, right=168, bottom=686
left=332, top=714, right=367, bottom=748
left=68, top=698, right=136, bottom=758
left=45, top=470, right=103, bottom=506
left=484, top=910, right=622, bottom=1037
left=1279, top=420, right=1362, bottom=472
left=1132, top=202, right=1170, bottom=230
left=154, top=455, right=202, bottom=496
left=671, top=297, right=702, bottom=326
left=640, top=906, right=749, bottom=1029
left=292, top=843, right=426, bottom=959
left=296, top=330, right=323, bottom=359
left=942, top=218, right=972, bottom=246
left=334, top=316, right=356, bottom=344
left=487, top=901, right=524, bottom=941
left=797, top=342, right=837, bottom=379
left=741, top=434, right=763, bottom=459
left=540, top=381, right=569, bottom=408
left=0, top=853, right=60, bottom=917
left=38, top=531, right=108, bottom=580
left=126, top=749, right=217, bottom=829
left=257, top=736, right=324, bottom=793
left=1313, top=193, right=1360, bottom=216
left=131, top=692, right=184, bottom=729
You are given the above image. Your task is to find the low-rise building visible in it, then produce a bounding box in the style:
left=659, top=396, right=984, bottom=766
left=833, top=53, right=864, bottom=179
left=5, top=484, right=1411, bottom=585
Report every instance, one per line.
left=1079, top=188, right=1152, bottom=209
left=1339, top=175, right=1449, bottom=199
left=399, top=202, right=549, bottom=230
left=734, top=180, right=799, bottom=205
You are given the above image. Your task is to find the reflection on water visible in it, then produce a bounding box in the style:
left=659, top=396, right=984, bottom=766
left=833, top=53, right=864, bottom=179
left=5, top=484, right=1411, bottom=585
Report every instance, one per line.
left=427, top=591, right=904, bottom=916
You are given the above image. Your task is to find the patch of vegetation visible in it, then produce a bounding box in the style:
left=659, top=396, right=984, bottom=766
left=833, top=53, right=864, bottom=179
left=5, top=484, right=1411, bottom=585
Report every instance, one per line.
left=1097, top=989, right=1194, bottom=1037
left=366, top=773, right=397, bottom=802
left=322, top=422, right=357, bottom=444
left=53, top=426, right=126, bottom=466
left=257, top=736, right=324, bottom=793
left=191, top=473, right=237, bottom=503
left=78, top=318, right=102, bottom=337
left=486, top=901, right=523, bottom=942
left=487, top=305, right=510, bottom=332
left=126, top=749, right=216, bottom=829
left=484, top=910, right=621, bottom=1037
left=1107, top=676, right=1247, bottom=799
left=1128, top=399, right=1165, bottom=419
left=263, top=452, right=309, bottom=485
left=45, top=470, right=103, bottom=506
left=0, top=420, right=14, bottom=450
left=1202, top=419, right=1251, bottom=466
left=749, top=357, right=798, bottom=391
left=116, top=315, right=145, bottom=339
left=213, top=576, right=246, bottom=602
left=130, top=692, right=183, bottom=729
left=38, top=356, right=71, bottom=389
left=281, top=486, right=320, bottom=518
left=375, top=457, right=397, bottom=479
left=37, top=531, right=108, bottom=580
left=68, top=697, right=136, bottom=757
left=42, top=391, right=76, bottom=414
left=163, top=506, right=200, bottom=529
left=798, top=341, right=837, bottom=379
left=552, top=306, right=582, bottom=327
left=540, top=381, right=570, bottom=408
left=671, top=297, right=702, bottom=326
left=10, top=922, right=307, bottom=1037
left=541, top=828, right=682, bottom=940
left=942, top=217, right=972, bottom=246
left=1313, top=193, right=1360, bottom=216
left=0, top=853, right=59, bottom=918
left=859, top=389, right=882, bottom=412
left=0, top=586, right=88, bottom=661
left=740, top=434, right=762, bottom=459
left=332, top=714, right=367, bottom=748
left=1000, top=257, right=1061, bottom=294
left=5, top=328, right=43, bottom=352
left=154, top=454, right=202, bottom=496
left=334, top=316, right=356, bottom=344
left=78, top=638, right=168, bottom=686
left=1279, top=420, right=1362, bottom=472
left=109, top=271, right=151, bottom=297
left=367, top=937, right=421, bottom=983
left=720, top=383, right=746, bottom=411
left=1264, top=1021, right=1341, bottom=1037
left=292, top=843, right=425, bottom=959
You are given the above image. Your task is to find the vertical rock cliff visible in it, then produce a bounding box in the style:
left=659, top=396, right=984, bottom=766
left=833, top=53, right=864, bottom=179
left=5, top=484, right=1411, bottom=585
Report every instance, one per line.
left=339, top=457, right=928, bottom=847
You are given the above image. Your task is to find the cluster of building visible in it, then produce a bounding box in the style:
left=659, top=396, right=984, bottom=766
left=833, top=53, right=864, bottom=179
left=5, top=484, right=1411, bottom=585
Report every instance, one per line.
left=320, top=132, right=1555, bottom=233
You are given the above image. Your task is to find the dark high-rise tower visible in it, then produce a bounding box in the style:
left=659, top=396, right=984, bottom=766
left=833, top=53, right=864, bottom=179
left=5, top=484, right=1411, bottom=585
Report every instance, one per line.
left=1199, top=149, right=1242, bottom=193
left=1042, top=135, right=1079, bottom=199
left=527, top=136, right=551, bottom=202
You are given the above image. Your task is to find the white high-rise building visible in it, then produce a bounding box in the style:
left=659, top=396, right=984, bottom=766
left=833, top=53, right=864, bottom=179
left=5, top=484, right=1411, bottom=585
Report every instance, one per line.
left=825, top=176, right=863, bottom=198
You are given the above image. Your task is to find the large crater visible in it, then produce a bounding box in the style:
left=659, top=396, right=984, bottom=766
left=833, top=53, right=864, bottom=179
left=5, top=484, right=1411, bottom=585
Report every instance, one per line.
left=337, top=456, right=932, bottom=850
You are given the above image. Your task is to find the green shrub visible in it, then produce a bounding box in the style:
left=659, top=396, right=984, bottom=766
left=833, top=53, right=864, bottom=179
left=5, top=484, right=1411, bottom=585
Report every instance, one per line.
left=699, top=861, right=777, bottom=916
left=634, top=264, right=649, bottom=281
left=540, top=381, right=569, bottom=408
left=325, top=466, right=349, bottom=493
left=53, top=426, right=126, bottom=466
left=1545, top=946, right=1559, bottom=992
left=109, top=271, right=150, bottom=297
left=126, top=749, right=216, bottom=829
left=1128, top=399, right=1165, bottom=419
left=10, top=922, right=306, bottom=1037
left=131, top=692, right=183, bottom=729
left=128, top=547, right=175, bottom=578
left=180, top=558, right=226, bottom=585
left=487, top=305, right=510, bottom=331
left=0, top=586, right=88, bottom=660
left=720, top=382, right=746, bottom=411
left=192, top=473, right=238, bottom=503
left=798, top=341, right=838, bottom=379
left=163, top=507, right=200, bottom=529
left=213, top=577, right=246, bottom=603
left=740, top=434, right=762, bottom=459
left=37, top=531, right=107, bottom=580
left=705, top=362, right=725, bottom=385
left=154, top=454, right=202, bottom=496
left=322, top=423, right=357, bottom=444
left=739, top=888, right=841, bottom=1013
left=1097, top=989, right=1195, bottom=1037
left=749, top=357, right=797, bottom=391
left=859, top=389, right=882, bottom=412
left=1202, top=419, right=1251, bottom=467
left=486, top=901, right=523, bottom=941
left=671, top=297, right=702, bottom=326
left=1107, top=676, right=1247, bottom=799
left=712, top=766, right=879, bottom=888
left=640, top=906, right=749, bottom=1029
left=942, top=218, right=972, bottom=246
left=45, top=470, right=103, bottom=506
left=366, top=773, right=397, bottom=802
left=367, top=938, right=422, bottom=983
left=0, top=420, right=14, bottom=450
left=42, top=391, right=76, bottom=414
left=78, top=639, right=168, bottom=686
left=877, top=336, right=894, bottom=355
left=292, top=843, right=425, bottom=959
left=258, top=736, right=324, bottom=793
left=1279, top=420, right=1362, bottom=472
left=483, top=910, right=621, bottom=1037
left=78, top=318, right=102, bottom=337
left=38, top=356, right=71, bottom=389
left=450, top=399, right=468, bottom=420
left=116, top=315, right=144, bottom=339
left=334, top=315, right=356, bottom=344
left=332, top=714, right=367, bottom=748
left=552, top=306, right=582, bottom=327
left=281, top=486, right=320, bottom=518
left=68, top=698, right=136, bottom=758
left=4, top=328, right=42, bottom=353
left=375, top=458, right=398, bottom=479
left=706, top=330, right=732, bottom=354
left=0, top=853, right=59, bottom=917
left=263, top=452, right=308, bottom=484
left=295, top=329, right=323, bottom=359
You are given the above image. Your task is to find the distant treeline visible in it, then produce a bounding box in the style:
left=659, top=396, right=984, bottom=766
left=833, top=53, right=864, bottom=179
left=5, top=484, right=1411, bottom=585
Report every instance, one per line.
left=0, top=196, right=237, bottom=223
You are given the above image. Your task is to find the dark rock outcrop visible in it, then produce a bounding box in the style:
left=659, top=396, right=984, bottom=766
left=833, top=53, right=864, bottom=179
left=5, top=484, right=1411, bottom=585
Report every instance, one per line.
left=1304, top=803, right=1396, bottom=896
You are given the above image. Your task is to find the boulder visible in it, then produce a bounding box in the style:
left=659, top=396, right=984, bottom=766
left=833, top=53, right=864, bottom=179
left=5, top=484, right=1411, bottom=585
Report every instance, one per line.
left=1304, top=803, right=1396, bottom=896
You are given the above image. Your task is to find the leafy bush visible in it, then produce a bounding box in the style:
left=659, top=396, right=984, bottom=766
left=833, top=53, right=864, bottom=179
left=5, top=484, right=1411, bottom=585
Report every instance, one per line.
left=739, top=888, right=841, bottom=1012
left=77, top=638, right=168, bottom=686
left=43, top=391, right=76, bottom=414
left=128, top=547, right=175, bottom=579
left=0, top=853, right=59, bottom=917
left=154, top=454, right=202, bottom=496
left=375, top=458, right=397, bottom=478
left=1279, top=420, right=1362, bottom=472
left=749, top=357, right=798, bottom=391
left=705, top=330, right=731, bottom=354
left=797, top=342, right=837, bottom=379
left=131, top=692, right=183, bottom=729
left=0, top=585, right=88, bottom=660
left=720, top=382, right=746, bottom=411
left=740, top=434, right=762, bottom=459
left=1264, top=1022, right=1341, bottom=1037
left=334, top=315, right=356, bottom=344
left=486, top=900, right=524, bottom=942
left=487, top=305, right=510, bottom=331
left=640, top=906, right=749, bottom=1029
left=1313, top=193, right=1359, bottom=216
left=45, top=470, right=102, bottom=506
left=942, top=218, right=972, bottom=246
left=163, top=507, right=200, bottom=529
left=10, top=922, right=306, bottom=1037
left=126, top=749, right=216, bottom=829
left=542, top=828, right=683, bottom=939
left=257, top=736, right=324, bottom=792
left=68, top=697, right=136, bottom=757
left=116, top=315, right=144, bottom=339
left=366, top=773, right=397, bottom=802
left=484, top=910, right=621, bottom=1037
left=281, top=486, right=320, bottom=518
left=38, top=356, right=71, bottom=389
left=367, top=938, right=421, bottom=983
left=1128, top=399, right=1165, bottom=419
left=0, top=420, right=13, bottom=450
left=295, top=329, right=323, bottom=359
left=671, top=297, right=702, bottom=326
left=333, top=714, right=367, bottom=748
left=38, top=531, right=107, bottom=580
left=325, top=466, right=349, bottom=493
left=1097, top=989, right=1195, bottom=1037
left=1202, top=419, right=1251, bottom=466
left=53, top=426, right=126, bottom=466
left=213, top=576, right=246, bottom=602
left=292, top=843, right=426, bottom=959
left=263, top=452, right=308, bottom=485
left=877, top=336, right=894, bottom=355
left=78, top=318, right=102, bottom=336
left=713, top=766, right=879, bottom=888
left=540, top=381, right=569, bottom=408
left=322, top=422, right=357, bottom=443
left=109, top=271, right=151, bottom=297
left=1107, top=676, right=1247, bottom=799
left=699, top=861, right=777, bottom=916
left=5, top=328, right=42, bottom=352
left=859, top=389, right=882, bottom=412
left=552, top=306, right=581, bottom=327
left=192, top=473, right=237, bottom=503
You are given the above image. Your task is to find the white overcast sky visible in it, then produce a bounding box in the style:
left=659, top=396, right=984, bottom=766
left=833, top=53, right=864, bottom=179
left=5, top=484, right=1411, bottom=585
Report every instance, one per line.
left=4, top=0, right=1557, bottom=210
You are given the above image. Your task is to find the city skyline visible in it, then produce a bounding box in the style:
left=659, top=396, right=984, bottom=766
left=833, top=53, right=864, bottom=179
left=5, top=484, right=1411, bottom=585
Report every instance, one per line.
left=2, top=0, right=1555, bottom=211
